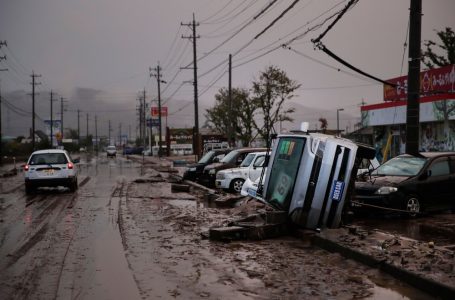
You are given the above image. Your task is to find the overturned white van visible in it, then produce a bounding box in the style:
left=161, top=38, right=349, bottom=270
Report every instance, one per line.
left=259, top=124, right=375, bottom=230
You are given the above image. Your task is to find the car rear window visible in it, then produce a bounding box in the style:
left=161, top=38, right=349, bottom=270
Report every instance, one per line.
left=107, top=146, right=116, bottom=150
left=29, top=153, right=68, bottom=165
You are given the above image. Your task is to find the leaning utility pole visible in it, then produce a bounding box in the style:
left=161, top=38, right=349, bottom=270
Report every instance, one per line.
left=406, top=0, right=422, bottom=156
left=150, top=64, right=166, bottom=157
left=30, top=72, right=41, bottom=151
left=182, top=13, right=200, bottom=157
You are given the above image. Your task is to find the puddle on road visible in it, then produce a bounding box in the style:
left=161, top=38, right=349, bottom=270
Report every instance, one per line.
left=367, top=271, right=435, bottom=300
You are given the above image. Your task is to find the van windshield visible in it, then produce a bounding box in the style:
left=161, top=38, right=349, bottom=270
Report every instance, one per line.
left=265, top=137, right=306, bottom=210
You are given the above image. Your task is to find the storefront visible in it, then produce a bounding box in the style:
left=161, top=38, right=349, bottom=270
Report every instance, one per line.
left=360, top=64, right=455, bottom=160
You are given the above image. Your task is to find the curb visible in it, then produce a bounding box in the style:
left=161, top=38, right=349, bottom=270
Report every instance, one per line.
left=312, top=234, right=455, bottom=299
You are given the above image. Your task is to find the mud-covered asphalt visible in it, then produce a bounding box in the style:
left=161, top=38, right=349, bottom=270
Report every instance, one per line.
left=0, top=154, right=439, bottom=299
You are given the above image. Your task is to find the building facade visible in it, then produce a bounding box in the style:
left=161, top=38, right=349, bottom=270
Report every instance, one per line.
left=361, top=64, right=455, bottom=160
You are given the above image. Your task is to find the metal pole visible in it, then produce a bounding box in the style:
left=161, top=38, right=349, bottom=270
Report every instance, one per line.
left=95, top=115, right=98, bottom=155
left=228, top=54, right=233, bottom=147
left=157, top=66, right=163, bottom=157
left=192, top=13, right=199, bottom=158
left=337, top=108, right=344, bottom=137
left=406, top=0, right=422, bottom=156
left=50, top=91, right=54, bottom=147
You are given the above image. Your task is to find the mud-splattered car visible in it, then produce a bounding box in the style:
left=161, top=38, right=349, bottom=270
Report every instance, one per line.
left=353, top=152, right=455, bottom=215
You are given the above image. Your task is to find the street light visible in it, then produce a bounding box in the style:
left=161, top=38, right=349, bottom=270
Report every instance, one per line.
left=336, top=108, right=344, bottom=137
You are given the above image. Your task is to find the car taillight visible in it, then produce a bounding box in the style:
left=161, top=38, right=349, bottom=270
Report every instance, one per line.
left=67, top=162, right=74, bottom=169
left=24, top=164, right=29, bottom=171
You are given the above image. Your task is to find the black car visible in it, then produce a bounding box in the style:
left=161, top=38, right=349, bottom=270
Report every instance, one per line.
left=198, top=147, right=267, bottom=188
left=352, top=152, right=455, bottom=215
left=182, top=149, right=231, bottom=181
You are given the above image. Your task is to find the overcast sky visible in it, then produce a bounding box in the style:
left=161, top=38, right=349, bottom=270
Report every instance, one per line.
left=1, top=0, right=455, bottom=137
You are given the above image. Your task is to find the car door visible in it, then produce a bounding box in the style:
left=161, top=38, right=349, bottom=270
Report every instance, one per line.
left=420, top=157, right=451, bottom=210
left=249, top=155, right=266, bottom=182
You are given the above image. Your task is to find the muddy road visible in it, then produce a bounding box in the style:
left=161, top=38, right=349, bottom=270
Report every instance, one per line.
left=0, top=155, right=437, bottom=299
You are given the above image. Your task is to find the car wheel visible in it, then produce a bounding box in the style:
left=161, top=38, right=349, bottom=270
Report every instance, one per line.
left=69, top=178, right=78, bottom=192
left=230, top=178, right=245, bottom=193
left=404, top=195, right=420, bottom=217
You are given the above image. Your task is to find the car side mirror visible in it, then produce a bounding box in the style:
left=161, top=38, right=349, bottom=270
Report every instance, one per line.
left=73, top=158, right=80, bottom=164
left=213, top=157, right=219, bottom=163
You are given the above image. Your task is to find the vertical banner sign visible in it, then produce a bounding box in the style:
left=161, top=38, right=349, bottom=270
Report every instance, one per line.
left=151, top=107, right=168, bottom=128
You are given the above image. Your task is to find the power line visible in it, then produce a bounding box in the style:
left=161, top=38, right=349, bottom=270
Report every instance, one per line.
left=202, top=0, right=260, bottom=38
left=186, top=0, right=279, bottom=68
left=199, top=0, right=236, bottom=23
left=200, top=0, right=252, bottom=25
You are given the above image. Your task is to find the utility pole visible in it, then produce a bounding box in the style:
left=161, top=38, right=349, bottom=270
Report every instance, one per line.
left=77, top=109, right=81, bottom=146
left=137, top=96, right=143, bottom=143
left=0, top=81, right=4, bottom=165
left=108, top=119, right=111, bottom=145
left=0, top=68, right=8, bottom=165
left=182, top=14, right=200, bottom=157
left=228, top=54, right=233, bottom=147
left=95, top=115, right=98, bottom=155
left=60, top=97, right=67, bottom=140
left=86, top=113, right=89, bottom=150
left=143, top=89, right=147, bottom=150
left=406, top=0, right=422, bottom=156
left=150, top=64, right=166, bottom=157
left=119, top=123, right=122, bottom=146
left=49, top=90, right=57, bottom=147
left=30, top=72, right=41, bottom=151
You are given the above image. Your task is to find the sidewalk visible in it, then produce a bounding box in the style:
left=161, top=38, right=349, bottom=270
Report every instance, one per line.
left=312, top=227, right=455, bottom=299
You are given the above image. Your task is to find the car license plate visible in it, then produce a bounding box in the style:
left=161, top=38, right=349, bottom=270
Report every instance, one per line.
left=43, top=169, right=54, bottom=175
left=248, top=188, right=257, bottom=197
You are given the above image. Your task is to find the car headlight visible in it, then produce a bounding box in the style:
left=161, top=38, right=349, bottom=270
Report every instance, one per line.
left=374, top=186, right=398, bottom=195
left=209, top=169, right=216, bottom=175
left=188, top=167, right=196, bottom=172
left=216, top=173, right=225, bottom=179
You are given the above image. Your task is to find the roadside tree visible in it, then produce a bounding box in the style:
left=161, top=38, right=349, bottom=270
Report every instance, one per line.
left=251, top=66, right=300, bottom=147
left=422, top=27, right=455, bottom=69
left=205, top=87, right=257, bottom=146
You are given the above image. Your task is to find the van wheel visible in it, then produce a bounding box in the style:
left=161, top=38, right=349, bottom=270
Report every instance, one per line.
left=404, top=195, right=420, bottom=217
left=230, top=179, right=245, bottom=193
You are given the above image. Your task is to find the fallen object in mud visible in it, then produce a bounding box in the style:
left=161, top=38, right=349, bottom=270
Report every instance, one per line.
left=171, top=183, right=190, bottom=193
left=259, top=122, right=375, bottom=230
left=209, top=211, right=288, bottom=241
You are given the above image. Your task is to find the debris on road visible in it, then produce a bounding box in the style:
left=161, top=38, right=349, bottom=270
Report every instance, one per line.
left=313, top=226, right=455, bottom=299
